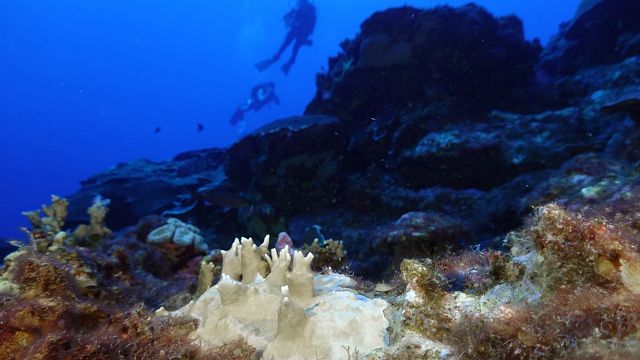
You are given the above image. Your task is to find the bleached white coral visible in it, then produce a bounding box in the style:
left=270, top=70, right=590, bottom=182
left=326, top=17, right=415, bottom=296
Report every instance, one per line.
left=147, top=218, right=208, bottom=251
left=158, top=236, right=389, bottom=359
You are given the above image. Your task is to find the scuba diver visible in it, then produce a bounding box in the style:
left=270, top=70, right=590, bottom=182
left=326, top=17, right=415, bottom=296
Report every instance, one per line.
left=230, top=82, right=280, bottom=133
left=255, top=0, right=317, bottom=75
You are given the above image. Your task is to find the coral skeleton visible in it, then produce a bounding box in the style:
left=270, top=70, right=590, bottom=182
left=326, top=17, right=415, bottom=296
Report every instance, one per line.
left=158, top=236, right=389, bottom=359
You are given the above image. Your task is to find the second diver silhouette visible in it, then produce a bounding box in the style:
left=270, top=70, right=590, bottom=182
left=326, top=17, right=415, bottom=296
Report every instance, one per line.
left=230, top=82, right=280, bottom=134
left=255, top=0, right=316, bottom=75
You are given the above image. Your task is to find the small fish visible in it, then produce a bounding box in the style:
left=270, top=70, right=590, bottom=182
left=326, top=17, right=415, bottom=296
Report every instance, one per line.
left=197, top=123, right=204, bottom=132
left=154, top=127, right=161, bottom=134
left=8, top=240, right=24, bottom=247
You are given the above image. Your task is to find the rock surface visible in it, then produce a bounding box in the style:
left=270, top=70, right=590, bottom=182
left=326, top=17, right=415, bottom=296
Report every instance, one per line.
left=64, top=1, right=640, bottom=279
left=305, top=4, right=543, bottom=126
left=66, top=148, right=226, bottom=231
left=539, top=0, right=640, bottom=76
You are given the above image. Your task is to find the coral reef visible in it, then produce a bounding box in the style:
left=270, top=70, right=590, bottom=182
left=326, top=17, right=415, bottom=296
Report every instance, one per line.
left=22, top=195, right=113, bottom=252
left=387, top=204, right=640, bottom=359
left=0, top=197, right=230, bottom=359
left=5, top=1, right=640, bottom=358
left=159, top=236, right=389, bottom=359
left=0, top=244, right=214, bottom=359
left=22, top=194, right=69, bottom=234
left=72, top=195, right=112, bottom=246
left=0, top=295, right=204, bottom=360
left=539, top=0, right=640, bottom=76
left=8, top=197, right=200, bottom=308
left=63, top=0, right=640, bottom=280
left=306, top=4, right=543, bottom=125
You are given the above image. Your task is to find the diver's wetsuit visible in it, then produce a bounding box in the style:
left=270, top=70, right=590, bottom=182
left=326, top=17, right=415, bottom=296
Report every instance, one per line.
left=230, top=82, right=280, bottom=126
left=256, top=0, right=316, bottom=75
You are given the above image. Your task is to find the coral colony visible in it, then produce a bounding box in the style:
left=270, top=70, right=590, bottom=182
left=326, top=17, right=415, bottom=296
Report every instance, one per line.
left=3, top=1, right=640, bottom=358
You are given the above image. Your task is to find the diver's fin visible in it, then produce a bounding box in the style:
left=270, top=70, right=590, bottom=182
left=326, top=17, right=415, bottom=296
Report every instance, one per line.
left=255, top=58, right=275, bottom=72
left=230, top=109, right=245, bottom=126
left=281, top=62, right=293, bottom=75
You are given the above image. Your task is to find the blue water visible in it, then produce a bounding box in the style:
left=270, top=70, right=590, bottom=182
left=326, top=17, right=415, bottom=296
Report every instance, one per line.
left=0, top=0, right=580, bottom=239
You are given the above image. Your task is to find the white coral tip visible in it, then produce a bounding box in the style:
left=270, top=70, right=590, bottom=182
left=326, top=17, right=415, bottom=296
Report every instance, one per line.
left=305, top=253, right=314, bottom=263
left=261, top=234, right=270, bottom=249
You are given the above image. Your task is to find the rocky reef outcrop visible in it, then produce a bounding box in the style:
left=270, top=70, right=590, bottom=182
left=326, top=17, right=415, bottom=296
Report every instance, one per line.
left=62, top=1, right=640, bottom=280
left=5, top=0, right=640, bottom=358
left=305, top=4, right=543, bottom=126
left=66, top=148, right=227, bottom=232
left=539, top=0, right=640, bottom=76
left=0, top=197, right=222, bottom=359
